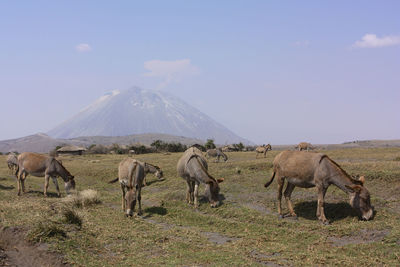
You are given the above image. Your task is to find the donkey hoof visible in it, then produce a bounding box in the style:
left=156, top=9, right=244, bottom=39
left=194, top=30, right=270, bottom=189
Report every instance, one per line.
left=321, top=220, right=330, bottom=225
left=278, top=214, right=284, bottom=219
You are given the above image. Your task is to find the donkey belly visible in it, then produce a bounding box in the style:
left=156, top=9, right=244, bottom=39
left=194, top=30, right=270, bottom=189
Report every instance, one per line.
left=286, top=177, right=315, bottom=188
left=28, top=171, right=46, bottom=177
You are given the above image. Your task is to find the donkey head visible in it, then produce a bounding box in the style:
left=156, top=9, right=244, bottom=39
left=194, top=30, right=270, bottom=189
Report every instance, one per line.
left=346, top=176, right=373, bottom=220
left=65, top=175, right=75, bottom=194
left=56, top=160, right=76, bottom=194
left=205, top=178, right=224, bottom=208
left=155, top=169, right=164, bottom=180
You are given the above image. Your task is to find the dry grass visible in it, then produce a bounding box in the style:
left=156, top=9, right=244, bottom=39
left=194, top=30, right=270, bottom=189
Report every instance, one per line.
left=0, top=148, right=399, bottom=266
left=63, top=189, right=101, bottom=208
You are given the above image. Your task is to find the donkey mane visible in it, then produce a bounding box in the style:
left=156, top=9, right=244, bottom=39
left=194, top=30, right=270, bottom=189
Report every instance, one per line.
left=320, top=155, right=363, bottom=185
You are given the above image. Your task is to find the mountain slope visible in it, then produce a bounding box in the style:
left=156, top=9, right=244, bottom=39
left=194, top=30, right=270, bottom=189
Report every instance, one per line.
left=48, top=87, right=250, bottom=144
left=0, top=133, right=204, bottom=153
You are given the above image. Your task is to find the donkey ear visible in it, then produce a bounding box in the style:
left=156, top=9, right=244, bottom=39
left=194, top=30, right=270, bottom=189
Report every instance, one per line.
left=217, top=178, right=224, bottom=183
left=359, top=176, right=365, bottom=185
left=345, top=184, right=362, bottom=193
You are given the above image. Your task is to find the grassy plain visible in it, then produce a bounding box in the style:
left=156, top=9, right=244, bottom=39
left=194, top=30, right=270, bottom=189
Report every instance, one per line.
left=0, top=148, right=399, bottom=266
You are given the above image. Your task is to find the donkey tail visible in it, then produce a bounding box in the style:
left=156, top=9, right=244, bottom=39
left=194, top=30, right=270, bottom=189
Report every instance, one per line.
left=264, top=171, right=276, bottom=188
left=108, top=177, right=119, bottom=184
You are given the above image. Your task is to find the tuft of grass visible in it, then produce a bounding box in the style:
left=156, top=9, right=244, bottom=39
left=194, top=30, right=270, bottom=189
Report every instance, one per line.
left=394, top=156, right=400, bottom=161
left=62, top=208, right=82, bottom=228
left=64, top=189, right=101, bottom=208
left=28, top=222, right=66, bottom=243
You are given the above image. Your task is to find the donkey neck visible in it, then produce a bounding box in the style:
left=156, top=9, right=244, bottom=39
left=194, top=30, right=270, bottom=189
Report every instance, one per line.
left=53, top=160, right=69, bottom=182
left=145, top=163, right=158, bottom=174
left=327, top=165, right=359, bottom=194
left=189, top=156, right=216, bottom=184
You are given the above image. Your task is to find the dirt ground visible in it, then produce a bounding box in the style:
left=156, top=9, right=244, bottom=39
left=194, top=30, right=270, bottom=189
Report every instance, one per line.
left=0, top=226, right=70, bottom=267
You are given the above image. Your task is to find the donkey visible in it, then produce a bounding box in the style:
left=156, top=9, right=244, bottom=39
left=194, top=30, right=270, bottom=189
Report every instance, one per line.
left=6, top=153, right=18, bottom=172
left=142, top=162, right=164, bottom=186
left=255, top=144, right=272, bottom=158
left=205, top=148, right=228, bottom=163
left=109, top=158, right=145, bottom=217
left=264, top=151, right=373, bottom=224
left=177, top=147, right=224, bottom=208
left=16, top=152, right=75, bottom=197
left=295, top=142, right=313, bottom=151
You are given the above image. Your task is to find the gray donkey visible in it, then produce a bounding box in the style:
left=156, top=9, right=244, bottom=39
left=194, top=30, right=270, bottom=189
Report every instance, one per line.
left=177, top=147, right=224, bottom=208
left=109, top=158, right=145, bottom=217
left=205, top=148, right=228, bottom=162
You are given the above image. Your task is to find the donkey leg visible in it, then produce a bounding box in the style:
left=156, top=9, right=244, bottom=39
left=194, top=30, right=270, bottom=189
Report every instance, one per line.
left=16, top=173, right=22, bottom=196
left=44, top=174, right=51, bottom=197
left=121, top=184, right=126, bottom=211
left=137, top=189, right=142, bottom=216
left=193, top=182, right=200, bottom=208
left=277, top=177, right=284, bottom=218
left=316, top=186, right=328, bottom=224
left=284, top=183, right=297, bottom=217
left=185, top=180, right=193, bottom=204
left=52, top=177, right=61, bottom=197
left=19, top=172, right=27, bottom=193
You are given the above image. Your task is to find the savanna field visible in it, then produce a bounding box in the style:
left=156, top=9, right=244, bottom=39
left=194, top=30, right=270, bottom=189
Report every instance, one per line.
left=0, top=148, right=400, bottom=266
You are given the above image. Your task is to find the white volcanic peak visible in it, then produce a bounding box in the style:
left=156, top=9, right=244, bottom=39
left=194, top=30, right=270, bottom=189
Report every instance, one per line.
left=48, top=87, right=250, bottom=144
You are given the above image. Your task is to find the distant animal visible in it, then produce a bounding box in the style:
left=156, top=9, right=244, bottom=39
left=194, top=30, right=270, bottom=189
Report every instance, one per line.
left=142, top=162, right=164, bottom=186
left=264, top=151, right=373, bottom=224
left=109, top=158, right=145, bottom=217
left=16, top=152, right=75, bottom=197
left=295, top=142, right=313, bottom=151
left=6, top=153, right=18, bottom=172
left=177, top=147, right=224, bottom=208
left=205, top=148, right=228, bottom=162
left=255, top=144, right=272, bottom=158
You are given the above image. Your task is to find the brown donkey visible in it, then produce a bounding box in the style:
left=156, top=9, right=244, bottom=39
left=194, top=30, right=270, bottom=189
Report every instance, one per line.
left=255, top=144, right=272, bottom=158
left=16, top=152, right=75, bottom=197
left=264, top=151, right=373, bottom=224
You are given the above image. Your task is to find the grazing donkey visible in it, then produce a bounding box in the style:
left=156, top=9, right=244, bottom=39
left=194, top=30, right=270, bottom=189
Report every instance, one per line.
left=6, top=153, right=18, bottom=172
left=16, top=152, right=75, bottom=197
left=177, top=147, right=224, bottom=208
left=142, top=162, right=164, bottom=186
left=109, top=158, right=145, bottom=217
left=295, top=142, right=313, bottom=151
left=255, top=144, right=272, bottom=158
left=264, top=151, right=373, bottom=224
left=205, top=148, right=228, bottom=162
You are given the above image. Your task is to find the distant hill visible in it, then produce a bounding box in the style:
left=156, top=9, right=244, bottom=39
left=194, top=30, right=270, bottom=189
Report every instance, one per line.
left=48, top=87, right=251, bottom=144
left=0, top=133, right=204, bottom=153
left=272, top=139, right=400, bottom=151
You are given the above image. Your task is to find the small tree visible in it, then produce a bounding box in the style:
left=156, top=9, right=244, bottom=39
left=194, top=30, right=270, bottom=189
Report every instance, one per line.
left=233, top=142, right=244, bottom=151
left=204, top=139, right=216, bottom=150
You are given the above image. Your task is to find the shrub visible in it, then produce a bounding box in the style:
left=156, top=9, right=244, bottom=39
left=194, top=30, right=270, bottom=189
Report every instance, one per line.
left=150, top=140, right=188, bottom=153
left=204, top=139, right=216, bottom=149
left=62, top=208, right=82, bottom=228
left=28, top=222, right=66, bottom=242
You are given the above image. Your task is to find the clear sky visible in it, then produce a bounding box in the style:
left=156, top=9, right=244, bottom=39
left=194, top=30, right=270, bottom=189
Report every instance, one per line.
left=0, top=1, right=399, bottom=144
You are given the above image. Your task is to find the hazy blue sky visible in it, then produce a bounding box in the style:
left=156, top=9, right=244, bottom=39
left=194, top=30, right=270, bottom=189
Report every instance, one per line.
left=0, top=1, right=399, bottom=144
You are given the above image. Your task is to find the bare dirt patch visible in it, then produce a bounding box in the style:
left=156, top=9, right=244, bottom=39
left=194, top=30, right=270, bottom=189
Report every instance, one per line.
left=328, top=229, right=390, bottom=247
left=0, top=226, right=70, bottom=267
left=250, top=250, right=289, bottom=266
